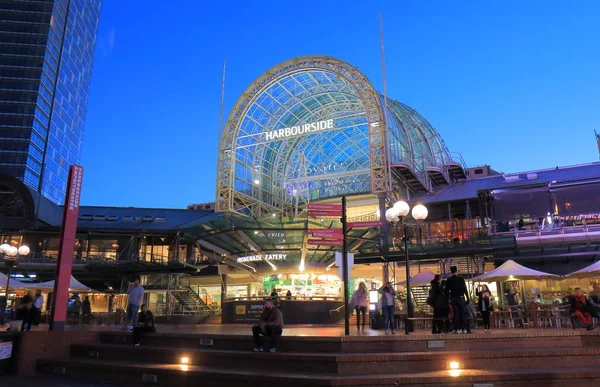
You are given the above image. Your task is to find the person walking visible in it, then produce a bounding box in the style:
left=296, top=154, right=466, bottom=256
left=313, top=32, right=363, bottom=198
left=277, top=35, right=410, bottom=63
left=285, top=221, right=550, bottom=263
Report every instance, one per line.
left=477, top=284, right=493, bottom=331
left=20, top=291, right=34, bottom=331
left=350, top=281, right=369, bottom=334
left=378, top=281, right=397, bottom=335
left=446, top=266, right=471, bottom=334
left=32, top=290, right=44, bottom=327
left=132, top=304, right=156, bottom=346
left=126, top=278, right=145, bottom=331
left=430, top=275, right=449, bottom=334
left=252, top=299, right=284, bottom=353
left=82, top=296, right=92, bottom=325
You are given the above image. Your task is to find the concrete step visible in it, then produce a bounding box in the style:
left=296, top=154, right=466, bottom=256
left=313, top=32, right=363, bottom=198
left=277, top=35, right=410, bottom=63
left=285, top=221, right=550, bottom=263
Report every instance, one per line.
left=98, top=330, right=598, bottom=354
left=71, top=343, right=600, bottom=375
left=36, top=358, right=600, bottom=386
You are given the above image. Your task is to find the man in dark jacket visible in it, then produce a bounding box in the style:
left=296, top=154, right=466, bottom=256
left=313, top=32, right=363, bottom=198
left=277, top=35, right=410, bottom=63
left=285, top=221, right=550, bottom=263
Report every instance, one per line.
left=588, top=283, right=600, bottom=319
left=445, top=266, right=470, bottom=334
left=252, top=299, right=283, bottom=353
left=132, top=304, right=156, bottom=346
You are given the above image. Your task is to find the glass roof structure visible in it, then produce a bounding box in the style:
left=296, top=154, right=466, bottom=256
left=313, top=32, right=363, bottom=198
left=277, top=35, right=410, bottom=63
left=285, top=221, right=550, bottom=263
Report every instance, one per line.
left=216, top=56, right=457, bottom=218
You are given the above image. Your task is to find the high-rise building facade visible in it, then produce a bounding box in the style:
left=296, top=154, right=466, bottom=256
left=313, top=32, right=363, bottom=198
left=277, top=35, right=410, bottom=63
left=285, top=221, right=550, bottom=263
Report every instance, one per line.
left=0, top=0, right=102, bottom=204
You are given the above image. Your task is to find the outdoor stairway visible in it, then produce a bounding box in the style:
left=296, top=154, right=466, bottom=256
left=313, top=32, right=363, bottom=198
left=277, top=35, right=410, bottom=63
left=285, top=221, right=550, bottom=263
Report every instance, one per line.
left=171, top=288, right=213, bottom=314
left=37, top=330, right=600, bottom=386
left=410, top=286, right=429, bottom=308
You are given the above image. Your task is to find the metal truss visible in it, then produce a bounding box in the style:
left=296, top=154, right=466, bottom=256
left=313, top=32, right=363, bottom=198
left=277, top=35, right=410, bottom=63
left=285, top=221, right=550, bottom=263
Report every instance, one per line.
left=216, top=56, right=390, bottom=217
left=216, top=55, right=456, bottom=218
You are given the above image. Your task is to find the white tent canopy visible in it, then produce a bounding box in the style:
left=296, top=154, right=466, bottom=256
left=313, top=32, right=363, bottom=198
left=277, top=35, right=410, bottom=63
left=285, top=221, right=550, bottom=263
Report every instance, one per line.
left=0, top=272, right=29, bottom=289
left=30, top=275, right=95, bottom=292
left=471, top=259, right=559, bottom=282
left=396, top=269, right=436, bottom=287
left=566, top=260, right=600, bottom=279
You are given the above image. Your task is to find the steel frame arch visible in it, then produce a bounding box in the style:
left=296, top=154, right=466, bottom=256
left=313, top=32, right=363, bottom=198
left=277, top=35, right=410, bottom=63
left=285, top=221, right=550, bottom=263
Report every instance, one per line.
left=216, top=56, right=390, bottom=217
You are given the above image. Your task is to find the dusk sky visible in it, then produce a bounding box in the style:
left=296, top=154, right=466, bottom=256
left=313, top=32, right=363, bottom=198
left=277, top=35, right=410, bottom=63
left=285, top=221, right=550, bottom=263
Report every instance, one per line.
left=81, top=0, right=600, bottom=208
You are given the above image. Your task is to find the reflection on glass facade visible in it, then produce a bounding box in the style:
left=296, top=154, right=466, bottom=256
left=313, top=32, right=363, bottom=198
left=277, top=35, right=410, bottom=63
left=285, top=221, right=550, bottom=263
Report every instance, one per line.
left=0, top=0, right=101, bottom=204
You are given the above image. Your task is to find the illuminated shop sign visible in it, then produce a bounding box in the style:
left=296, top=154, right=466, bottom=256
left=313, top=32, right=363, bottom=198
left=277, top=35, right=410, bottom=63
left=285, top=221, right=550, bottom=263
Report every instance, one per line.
left=237, top=254, right=287, bottom=263
left=265, top=119, right=333, bottom=141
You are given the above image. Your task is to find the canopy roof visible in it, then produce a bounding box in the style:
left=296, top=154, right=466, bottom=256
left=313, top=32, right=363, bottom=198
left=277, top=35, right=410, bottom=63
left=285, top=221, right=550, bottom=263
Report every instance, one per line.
left=396, top=269, right=436, bottom=287
left=473, top=259, right=559, bottom=282
left=32, top=275, right=96, bottom=292
left=0, top=273, right=28, bottom=289
left=566, top=260, right=600, bottom=279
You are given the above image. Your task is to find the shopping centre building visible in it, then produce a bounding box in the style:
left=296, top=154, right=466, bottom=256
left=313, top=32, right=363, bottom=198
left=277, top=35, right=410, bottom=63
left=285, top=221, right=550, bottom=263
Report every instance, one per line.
left=1, top=56, right=600, bottom=323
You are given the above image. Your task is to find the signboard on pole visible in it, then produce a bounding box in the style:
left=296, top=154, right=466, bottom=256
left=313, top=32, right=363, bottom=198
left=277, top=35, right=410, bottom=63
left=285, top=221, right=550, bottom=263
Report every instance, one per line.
left=308, top=203, right=343, bottom=211
left=347, top=221, right=382, bottom=228
left=335, top=252, right=354, bottom=288
left=49, top=165, right=83, bottom=331
left=308, top=228, right=343, bottom=238
left=308, top=239, right=344, bottom=246
left=307, top=210, right=342, bottom=217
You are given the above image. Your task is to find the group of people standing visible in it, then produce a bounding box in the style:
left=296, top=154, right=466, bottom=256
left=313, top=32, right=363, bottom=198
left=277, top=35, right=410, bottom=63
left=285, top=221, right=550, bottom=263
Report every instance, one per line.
left=430, top=266, right=494, bottom=334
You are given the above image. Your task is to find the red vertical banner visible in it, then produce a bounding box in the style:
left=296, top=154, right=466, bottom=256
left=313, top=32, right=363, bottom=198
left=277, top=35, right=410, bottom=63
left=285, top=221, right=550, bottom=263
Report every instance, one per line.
left=49, top=165, right=83, bottom=331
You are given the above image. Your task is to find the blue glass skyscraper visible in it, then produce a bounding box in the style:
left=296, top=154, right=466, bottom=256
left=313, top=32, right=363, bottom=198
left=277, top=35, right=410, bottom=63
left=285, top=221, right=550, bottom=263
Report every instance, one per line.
left=0, top=0, right=102, bottom=204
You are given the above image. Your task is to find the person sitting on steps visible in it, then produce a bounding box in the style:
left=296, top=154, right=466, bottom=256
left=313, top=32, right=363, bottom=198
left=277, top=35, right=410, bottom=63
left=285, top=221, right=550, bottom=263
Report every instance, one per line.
left=133, top=304, right=156, bottom=346
left=252, top=299, right=284, bottom=353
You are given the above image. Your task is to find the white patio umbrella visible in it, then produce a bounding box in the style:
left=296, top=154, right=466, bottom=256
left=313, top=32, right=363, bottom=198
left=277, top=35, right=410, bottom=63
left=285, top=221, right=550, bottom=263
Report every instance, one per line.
left=565, top=260, right=600, bottom=279
left=470, top=259, right=559, bottom=282
left=470, top=259, right=560, bottom=306
left=395, top=269, right=436, bottom=287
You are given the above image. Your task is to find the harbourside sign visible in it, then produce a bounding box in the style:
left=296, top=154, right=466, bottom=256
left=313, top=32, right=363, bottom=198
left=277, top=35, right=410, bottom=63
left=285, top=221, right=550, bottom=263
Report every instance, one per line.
left=237, top=254, right=287, bottom=263
left=265, top=119, right=334, bottom=141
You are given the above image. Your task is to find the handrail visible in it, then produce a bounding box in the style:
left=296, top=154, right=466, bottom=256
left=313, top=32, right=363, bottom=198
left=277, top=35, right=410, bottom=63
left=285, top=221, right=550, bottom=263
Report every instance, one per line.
left=329, top=304, right=345, bottom=316
left=224, top=296, right=344, bottom=302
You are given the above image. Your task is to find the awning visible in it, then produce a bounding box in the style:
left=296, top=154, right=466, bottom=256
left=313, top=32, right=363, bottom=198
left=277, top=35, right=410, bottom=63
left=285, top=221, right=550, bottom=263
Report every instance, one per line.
left=0, top=273, right=29, bottom=289
left=471, top=259, right=560, bottom=282
left=395, top=269, right=436, bottom=287
left=566, top=260, right=600, bottom=279
left=30, top=275, right=97, bottom=292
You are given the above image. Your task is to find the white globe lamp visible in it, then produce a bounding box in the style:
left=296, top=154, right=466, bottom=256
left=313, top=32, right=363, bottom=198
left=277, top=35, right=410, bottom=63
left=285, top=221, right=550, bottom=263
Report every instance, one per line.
left=411, top=204, right=428, bottom=221
left=393, top=201, right=410, bottom=217
left=6, top=246, right=18, bottom=257
left=385, top=207, right=399, bottom=223
left=0, top=244, right=9, bottom=254
left=18, top=245, right=30, bottom=256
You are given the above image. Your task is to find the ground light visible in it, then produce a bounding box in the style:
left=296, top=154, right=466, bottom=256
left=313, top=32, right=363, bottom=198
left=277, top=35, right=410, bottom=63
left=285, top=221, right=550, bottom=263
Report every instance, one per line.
left=449, top=369, right=462, bottom=377
left=448, top=361, right=461, bottom=369
left=179, top=365, right=189, bottom=371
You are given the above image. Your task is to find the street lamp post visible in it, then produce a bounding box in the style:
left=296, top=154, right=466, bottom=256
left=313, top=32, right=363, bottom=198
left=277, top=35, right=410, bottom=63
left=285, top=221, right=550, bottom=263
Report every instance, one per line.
left=0, top=244, right=31, bottom=300
left=385, top=201, right=428, bottom=333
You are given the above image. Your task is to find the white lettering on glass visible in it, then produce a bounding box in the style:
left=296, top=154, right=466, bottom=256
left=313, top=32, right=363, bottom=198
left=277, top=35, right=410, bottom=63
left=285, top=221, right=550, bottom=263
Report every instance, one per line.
left=264, top=119, right=334, bottom=141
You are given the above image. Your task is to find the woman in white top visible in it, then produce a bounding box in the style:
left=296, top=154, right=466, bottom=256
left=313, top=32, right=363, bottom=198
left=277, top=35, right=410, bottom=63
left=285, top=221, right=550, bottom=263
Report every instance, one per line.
left=350, top=282, right=369, bottom=333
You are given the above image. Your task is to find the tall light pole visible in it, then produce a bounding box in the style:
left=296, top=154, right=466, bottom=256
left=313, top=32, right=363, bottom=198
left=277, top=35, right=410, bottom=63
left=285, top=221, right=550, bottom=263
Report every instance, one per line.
left=385, top=201, right=428, bottom=333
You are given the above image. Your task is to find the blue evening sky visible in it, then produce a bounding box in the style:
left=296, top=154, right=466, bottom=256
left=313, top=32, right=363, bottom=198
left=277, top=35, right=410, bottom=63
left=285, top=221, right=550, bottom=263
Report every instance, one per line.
left=81, top=0, right=600, bottom=208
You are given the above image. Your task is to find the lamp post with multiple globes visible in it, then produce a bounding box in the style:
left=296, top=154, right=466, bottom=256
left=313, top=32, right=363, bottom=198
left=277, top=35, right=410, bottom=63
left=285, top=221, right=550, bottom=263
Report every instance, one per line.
left=0, top=243, right=30, bottom=300
left=385, top=201, right=428, bottom=332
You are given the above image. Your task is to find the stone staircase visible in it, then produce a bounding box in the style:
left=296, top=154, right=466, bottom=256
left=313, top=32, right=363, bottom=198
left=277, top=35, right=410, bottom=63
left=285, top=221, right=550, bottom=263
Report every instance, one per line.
left=36, top=330, right=600, bottom=386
